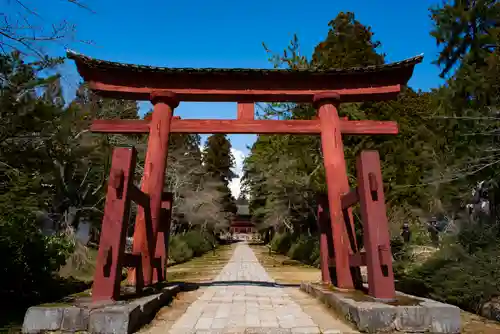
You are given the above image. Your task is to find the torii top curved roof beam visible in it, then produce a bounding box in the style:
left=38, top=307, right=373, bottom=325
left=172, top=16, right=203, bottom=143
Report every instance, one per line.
left=67, top=50, right=423, bottom=103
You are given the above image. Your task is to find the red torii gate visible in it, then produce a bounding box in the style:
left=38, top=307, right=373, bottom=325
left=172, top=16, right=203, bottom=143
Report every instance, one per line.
left=68, top=51, right=422, bottom=302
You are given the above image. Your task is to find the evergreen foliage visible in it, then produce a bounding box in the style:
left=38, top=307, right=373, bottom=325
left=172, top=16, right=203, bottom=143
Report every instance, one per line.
left=202, top=134, right=237, bottom=221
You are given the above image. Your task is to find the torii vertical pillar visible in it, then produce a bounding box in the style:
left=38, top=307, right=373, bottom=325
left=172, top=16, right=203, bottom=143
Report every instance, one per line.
left=314, top=93, right=354, bottom=290
left=128, top=91, right=178, bottom=288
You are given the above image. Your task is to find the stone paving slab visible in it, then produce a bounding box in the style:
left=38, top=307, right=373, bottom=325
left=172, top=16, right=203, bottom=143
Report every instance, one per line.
left=166, top=243, right=352, bottom=334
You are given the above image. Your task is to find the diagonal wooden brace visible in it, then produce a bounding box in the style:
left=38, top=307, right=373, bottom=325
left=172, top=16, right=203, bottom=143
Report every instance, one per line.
left=357, top=150, right=395, bottom=300
left=92, top=147, right=137, bottom=302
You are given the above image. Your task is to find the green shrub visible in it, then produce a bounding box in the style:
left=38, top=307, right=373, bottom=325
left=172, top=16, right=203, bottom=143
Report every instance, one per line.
left=169, top=230, right=217, bottom=264
left=270, top=232, right=320, bottom=266
left=309, top=239, right=321, bottom=267
left=182, top=230, right=213, bottom=257
left=270, top=233, right=293, bottom=254
left=0, top=212, right=73, bottom=302
left=390, top=237, right=406, bottom=259
left=397, top=242, right=500, bottom=314
left=287, top=235, right=318, bottom=265
left=168, top=236, right=193, bottom=264
left=457, top=222, right=500, bottom=254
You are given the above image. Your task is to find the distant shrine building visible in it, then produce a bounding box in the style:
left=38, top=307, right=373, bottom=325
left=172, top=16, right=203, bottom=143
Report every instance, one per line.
left=229, top=204, right=259, bottom=241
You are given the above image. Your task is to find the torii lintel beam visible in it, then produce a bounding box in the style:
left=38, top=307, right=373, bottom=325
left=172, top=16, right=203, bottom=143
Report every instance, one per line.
left=90, top=119, right=398, bottom=135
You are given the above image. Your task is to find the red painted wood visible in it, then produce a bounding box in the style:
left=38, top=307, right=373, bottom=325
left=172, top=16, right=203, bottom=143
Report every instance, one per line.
left=144, top=115, right=180, bottom=122
left=341, top=189, right=359, bottom=210
left=339, top=187, right=362, bottom=260
left=91, top=120, right=150, bottom=133
left=357, top=150, right=395, bottom=300
left=173, top=119, right=321, bottom=134
left=343, top=207, right=359, bottom=258
left=92, top=147, right=137, bottom=302
left=349, top=252, right=367, bottom=267
left=153, top=193, right=173, bottom=283
left=128, top=92, right=177, bottom=288
left=317, top=96, right=354, bottom=290
left=91, top=119, right=399, bottom=135
left=89, top=81, right=402, bottom=102
left=317, top=195, right=331, bottom=284
left=313, top=94, right=359, bottom=256
left=237, top=102, right=254, bottom=120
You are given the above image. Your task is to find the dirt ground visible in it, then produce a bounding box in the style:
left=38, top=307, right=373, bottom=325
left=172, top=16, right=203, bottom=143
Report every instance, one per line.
left=250, top=244, right=500, bottom=334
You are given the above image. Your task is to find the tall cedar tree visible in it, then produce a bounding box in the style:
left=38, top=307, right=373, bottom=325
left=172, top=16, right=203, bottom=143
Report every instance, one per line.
left=312, top=12, right=384, bottom=68
left=430, top=0, right=500, bottom=78
left=203, top=134, right=237, bottom=217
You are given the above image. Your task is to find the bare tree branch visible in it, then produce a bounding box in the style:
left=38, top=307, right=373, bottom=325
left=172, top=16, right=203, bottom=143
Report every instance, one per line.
left=1, top=0, right=93, bottom=58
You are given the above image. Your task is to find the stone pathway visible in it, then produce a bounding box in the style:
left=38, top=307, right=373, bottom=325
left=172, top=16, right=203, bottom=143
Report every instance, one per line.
left=165, top=243, right=355, bottom=334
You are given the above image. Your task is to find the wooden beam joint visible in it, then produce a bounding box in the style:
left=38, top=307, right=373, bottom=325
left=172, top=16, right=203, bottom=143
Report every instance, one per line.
left=341, top=188, right=359, bottom=209
left=237, top=102, right=254, bottom=120
left=129, top=185, right=149, bottom=208
left=150, top=91, right=179, bottom=108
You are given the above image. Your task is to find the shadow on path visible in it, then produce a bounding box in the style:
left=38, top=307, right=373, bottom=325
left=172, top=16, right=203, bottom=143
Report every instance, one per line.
left=175, top=280, right=300, bottom=292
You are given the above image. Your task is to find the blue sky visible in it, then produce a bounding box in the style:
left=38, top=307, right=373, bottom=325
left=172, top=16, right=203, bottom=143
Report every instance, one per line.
left=10, top=0, right=445, bottom=196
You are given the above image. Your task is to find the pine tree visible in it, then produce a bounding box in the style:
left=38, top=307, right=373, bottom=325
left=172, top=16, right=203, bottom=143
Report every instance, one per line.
left=430, top=0, right=500, bottom=77
left=202, top=134, right=237, bottom=217
left=312, top=11, right=385, bottom=68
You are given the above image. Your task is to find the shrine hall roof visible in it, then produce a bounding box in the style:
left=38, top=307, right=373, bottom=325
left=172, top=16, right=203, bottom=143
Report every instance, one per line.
left=67, top=50, right=423, bottom=102
left=67, top=50, right=423, bottom=76
left=237, top=205, right=250, bottom=216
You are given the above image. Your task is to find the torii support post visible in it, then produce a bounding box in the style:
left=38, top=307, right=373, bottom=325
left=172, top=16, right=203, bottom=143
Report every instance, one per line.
left=128, top=92, right=179, bottom=288
left=153, top=192, right=173, bottom=283
left=92, top=147, right=137, bottom=302
left=91, top=146, right=175, bottom=301
left=317, top=194, right=333, bottom=284
left=357, top=150, right=395, bottom=300
left=314, top=93, right=355, bottom=290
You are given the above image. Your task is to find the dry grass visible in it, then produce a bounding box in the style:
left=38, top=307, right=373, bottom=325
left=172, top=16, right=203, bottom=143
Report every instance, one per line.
left=166, top=243, right=235, bottom=283
left=461, top=311, right=500, bottom=334
left=251, top=245, right=321, bottom=284
left=58, top=245, right=98, bottom=282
